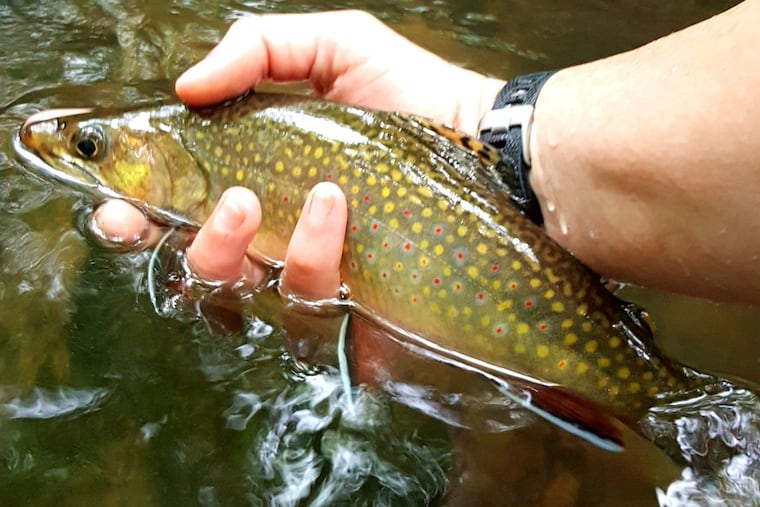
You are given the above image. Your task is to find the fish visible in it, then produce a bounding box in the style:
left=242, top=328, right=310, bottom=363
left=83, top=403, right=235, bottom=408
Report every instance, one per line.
left=14, top=92, right=723, bottom=453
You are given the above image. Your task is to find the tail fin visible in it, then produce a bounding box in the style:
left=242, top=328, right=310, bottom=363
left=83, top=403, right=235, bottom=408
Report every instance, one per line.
left=642, top=379, right=760, bottom=505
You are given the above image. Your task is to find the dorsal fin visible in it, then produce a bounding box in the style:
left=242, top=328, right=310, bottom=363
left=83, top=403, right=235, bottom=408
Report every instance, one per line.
left=406, top=115, right=503, bottom=167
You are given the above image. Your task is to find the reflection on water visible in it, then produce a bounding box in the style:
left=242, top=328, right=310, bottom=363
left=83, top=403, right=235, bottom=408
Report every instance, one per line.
left=0, top=1, right=753, bottom=506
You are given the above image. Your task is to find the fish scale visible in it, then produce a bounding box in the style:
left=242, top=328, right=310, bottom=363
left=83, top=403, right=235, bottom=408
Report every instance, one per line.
left=17, top=92, right=705, bottom=450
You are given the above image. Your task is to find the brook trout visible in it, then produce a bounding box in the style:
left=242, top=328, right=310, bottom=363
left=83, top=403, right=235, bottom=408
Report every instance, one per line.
left=15, top=93, right=713, bottom=452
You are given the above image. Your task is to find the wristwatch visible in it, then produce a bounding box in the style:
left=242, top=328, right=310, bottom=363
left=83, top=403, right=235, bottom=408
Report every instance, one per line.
left=477, top=70, right=557, bottom=226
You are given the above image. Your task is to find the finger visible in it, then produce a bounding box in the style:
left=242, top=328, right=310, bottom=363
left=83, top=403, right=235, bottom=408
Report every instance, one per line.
left=175, top=11, right=386, bottom=105
left=91, top=199, right=164, bottom=248
left=187, top=187, right=268, bottom=283
left=280, top=182, right=347, bottom=301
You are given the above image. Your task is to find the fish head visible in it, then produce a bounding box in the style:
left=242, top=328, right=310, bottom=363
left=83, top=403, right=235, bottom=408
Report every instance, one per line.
left=18, top=107, right=209, bottom=227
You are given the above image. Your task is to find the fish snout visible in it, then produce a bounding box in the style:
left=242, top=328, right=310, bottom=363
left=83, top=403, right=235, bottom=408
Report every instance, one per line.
left=19, top=108, right=93, bottom=149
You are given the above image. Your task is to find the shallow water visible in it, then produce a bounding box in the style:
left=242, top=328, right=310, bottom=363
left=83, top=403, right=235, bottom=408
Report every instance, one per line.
left=0, top=1, right=755, bottom=506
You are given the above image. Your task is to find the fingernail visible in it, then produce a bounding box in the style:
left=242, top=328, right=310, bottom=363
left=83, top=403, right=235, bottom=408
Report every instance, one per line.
left=177, top=58, right=211, bottom=87
left=212, top=192, right=246, bottom=234
left=307, top=186, right=336, bottom=222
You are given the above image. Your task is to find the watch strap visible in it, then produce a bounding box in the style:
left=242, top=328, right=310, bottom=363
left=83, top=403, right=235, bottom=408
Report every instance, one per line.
left=478, top=70, right=557, bottom=225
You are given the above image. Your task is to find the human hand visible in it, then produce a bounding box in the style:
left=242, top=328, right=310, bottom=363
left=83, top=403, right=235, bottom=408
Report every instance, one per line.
left=176, top=10, right=505, bottom=136
left=92, top=182, right=347, bottom=301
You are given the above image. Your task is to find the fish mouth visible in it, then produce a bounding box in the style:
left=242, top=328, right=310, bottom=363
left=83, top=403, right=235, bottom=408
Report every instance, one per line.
left=15, top=108, right=104, bottom=193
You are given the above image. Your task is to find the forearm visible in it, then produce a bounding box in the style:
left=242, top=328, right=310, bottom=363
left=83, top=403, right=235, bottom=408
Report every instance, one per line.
left=528, top=0, right=760, bottom=304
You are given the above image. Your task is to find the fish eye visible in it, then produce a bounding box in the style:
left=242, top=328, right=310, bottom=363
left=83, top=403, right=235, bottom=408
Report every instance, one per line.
left=72, top=126, right=106, bottom=160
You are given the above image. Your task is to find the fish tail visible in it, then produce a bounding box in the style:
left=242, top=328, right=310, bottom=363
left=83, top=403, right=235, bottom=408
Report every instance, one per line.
left=642, top=375, right=760, bottom=504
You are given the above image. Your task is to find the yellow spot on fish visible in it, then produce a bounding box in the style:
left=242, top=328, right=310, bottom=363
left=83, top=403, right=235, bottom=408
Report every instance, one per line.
left=476, top=243, right=488, bottom=255
left=338, top=175, right=348, bottom=185
left=356, top=244, right=364, bottom=254
left=447, top=307, right=458, bottom=318
left=418, top=187, right=433, bottom=198
left=617, top=367, right=631, bottom=380
left=394, top=262, right=403, bottom=271
left=516, top=323, right=529, bottom=335
left=561, top=319, right=573, bottom=329
left=467, top=266, right=478, bottom=279
left=234, top=142, right=242, bottom=153
left=366, top=175, right=377, bottom=186
left=437, top=199, right=448, bottom=211
left=529, top=278, right=540, bottom=289
left=384, top=202, right=395, bottom=213
left=642, top=372, right=654, bottom=381
left=536, top=345, right=549, bottom=358
left=608, top=386, right=620, bottom=397
left=609, top=337, right=621, bottom=348
left=308, top=166, right=317, bottom=177
left=581, top=322, right=592, bottom=332
left=221, top=167, right=229, bottom=177
left=647, top=386, right=659, bottom=396
left=381, top=187, right=391, bottom=198
left=303, top=145, right=312, bottom=156
left=389, top=218, right=399, bottom=229
left=584, top=340, right=598, bottom=353
left=292, top=167, right=302, bottom=177
left=628, top=382, right=641, bottom=394
left=235, top=169, right=244, bottom=182
left=457, top=225, right=467, bottom=237
left=511, top=261, right=522, bottom=271
left=597, top=357, right=611, bottom=368
left=433, top=245, right=444, bottom=256
left=419, top=257, right=429, bottom=267
left=213, top=146, right=223, bottom=157
left=397, top=187, right=407, bottom=198
left=275, top=161, right=284, bottom=172
left=514, top=343, right=526, bottom=354
left=497, top=300, right=513, bottom=311
left=391, top=170, right=402, bottom=181
left=480, top=315, right=490, bottom=327
left=544, top=289, right=555, bottom=299
left=411, top=222, right=422, bottom=234
left=492, top=280, right=501, bottom=290
left=563, top=333, right=577, bottom=346
left=351, top=185, right=359, bottom=195
left=421, top=208, right=433, bottom=218
left=576, top=362, right=589, bottom=375
left=314, top=146, right=323, bottom=158
left=551, top=301, right=565, bottom=313
left=462, top=307, right=472, bottom=317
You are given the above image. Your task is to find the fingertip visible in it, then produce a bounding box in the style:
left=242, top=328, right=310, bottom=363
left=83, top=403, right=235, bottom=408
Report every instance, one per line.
left=281, top=183, right=347, bottom=300
left=92, top=200, right=151, bottom=246
left=187, top=187, right=265, bottom=282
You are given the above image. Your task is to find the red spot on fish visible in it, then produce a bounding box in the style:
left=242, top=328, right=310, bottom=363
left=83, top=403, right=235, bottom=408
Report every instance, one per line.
left=510, top=282, right=518, bottom=290
left=371, top=223, right=379, bottom=231
left=539, top=323, right=549, bottom=331
left=350, top=261, right=357, bottom=269
left=282, top=196, right=289, bottom=203
left=351, top=225, right=358, bottom=232
left=434, top=226, right=442, bottom=234
left=411, top=273, right=418, bottom=280
left=363, top=194, right=370, bottom=202
left=326, top=173, right=333, bottom=180
left=403, top=209, right=411, bottom=217
left=404, top=243, right=412, bottom=251
left=411, top=296, right=418, bottom=303
left=456, top=252, right=464, bottom=260
left=454, top=283, right=462, bottom=291
left=525, top=300, right=533, bottom=308
left=491, top=264, right=499, bottom=272
left=433, top=278, right=440, bottom=285
left=383, top=242, right=389, bottom=249
left=477, top=293, right=485, bottom=300
left=558, top=360, right=567, bottom=369
left=495, top=326, right=504, bottom=334
left=381, top=272, right=388, bottom=279
left=367, top=253, right=374, bottom=260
